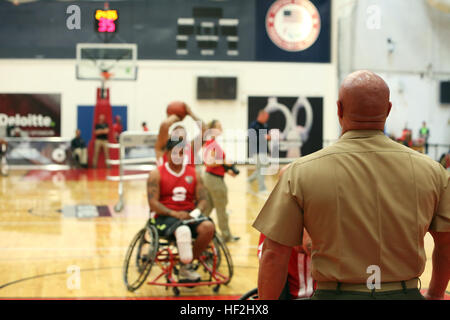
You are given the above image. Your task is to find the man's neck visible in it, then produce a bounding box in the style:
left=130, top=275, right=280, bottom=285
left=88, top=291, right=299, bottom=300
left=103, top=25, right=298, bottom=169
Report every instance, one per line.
left=168, top=162, right=183, bottom=173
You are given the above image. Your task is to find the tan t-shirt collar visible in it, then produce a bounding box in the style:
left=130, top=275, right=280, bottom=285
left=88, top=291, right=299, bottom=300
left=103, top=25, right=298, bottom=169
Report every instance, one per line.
left=341, top=130, right=385, bottom=140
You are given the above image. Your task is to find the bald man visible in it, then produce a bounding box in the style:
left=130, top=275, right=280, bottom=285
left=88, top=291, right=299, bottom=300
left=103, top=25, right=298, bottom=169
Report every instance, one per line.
left=253, top=70, right=450, bottom=300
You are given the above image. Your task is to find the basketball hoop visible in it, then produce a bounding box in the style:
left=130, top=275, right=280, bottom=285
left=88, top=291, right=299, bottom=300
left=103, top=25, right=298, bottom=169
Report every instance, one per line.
left=101, top=71, right=113, bottom=81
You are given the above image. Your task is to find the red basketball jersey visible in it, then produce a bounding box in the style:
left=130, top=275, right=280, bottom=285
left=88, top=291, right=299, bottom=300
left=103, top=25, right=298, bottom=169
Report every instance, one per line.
left=204, top=139, right=226, bottom=177
left=258, top=233, right=316, bottom=299
left=157, top=162, right=197, bottom=215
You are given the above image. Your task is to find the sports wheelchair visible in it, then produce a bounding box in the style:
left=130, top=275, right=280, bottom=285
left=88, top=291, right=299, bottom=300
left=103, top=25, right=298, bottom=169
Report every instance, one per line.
left=123, top=216, right=233, bottom=296
left=239, top=288, right=258, bottom=300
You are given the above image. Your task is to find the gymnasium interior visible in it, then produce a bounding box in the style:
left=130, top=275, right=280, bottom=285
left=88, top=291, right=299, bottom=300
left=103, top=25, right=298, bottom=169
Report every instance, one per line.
left=0, top=0, right=449, bottom=300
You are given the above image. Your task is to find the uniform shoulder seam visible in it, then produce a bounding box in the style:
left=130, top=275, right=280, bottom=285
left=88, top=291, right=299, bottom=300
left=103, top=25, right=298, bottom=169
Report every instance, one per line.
left=291, top=149, right=422, bottom=168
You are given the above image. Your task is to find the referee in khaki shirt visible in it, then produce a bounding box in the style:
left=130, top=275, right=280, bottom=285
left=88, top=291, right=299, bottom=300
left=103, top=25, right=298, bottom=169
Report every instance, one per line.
left=253, top=70, right=450, bottom=300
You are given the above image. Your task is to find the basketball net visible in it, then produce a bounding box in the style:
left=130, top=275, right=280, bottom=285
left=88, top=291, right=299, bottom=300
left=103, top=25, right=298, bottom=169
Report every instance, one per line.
left=100, top=71, right=113, bottom=99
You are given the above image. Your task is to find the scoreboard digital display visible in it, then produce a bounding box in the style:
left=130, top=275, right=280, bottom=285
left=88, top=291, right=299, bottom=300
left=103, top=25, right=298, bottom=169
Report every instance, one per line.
left=95, top=9, right=118, bottom=33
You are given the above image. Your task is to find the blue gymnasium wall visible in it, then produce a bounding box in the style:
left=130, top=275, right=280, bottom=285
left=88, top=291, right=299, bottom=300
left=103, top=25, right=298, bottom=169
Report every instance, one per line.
left=77, top=106, right=127, bottom=145
left=0, top=0, right=331, bottom=63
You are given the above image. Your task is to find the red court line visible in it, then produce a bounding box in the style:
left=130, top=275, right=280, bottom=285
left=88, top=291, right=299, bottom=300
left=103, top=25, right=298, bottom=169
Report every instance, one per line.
left=1, top=293, right=448, bottom=300
left=23, top=168, right=126, bottom=182
left=0, top=295, right=242, bottom=301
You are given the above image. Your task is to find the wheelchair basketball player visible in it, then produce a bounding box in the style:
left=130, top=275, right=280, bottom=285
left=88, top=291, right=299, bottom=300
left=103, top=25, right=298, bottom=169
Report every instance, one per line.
left=154, top=102, right=206, bottom=168
left=146, top=137, right=215, bottom=282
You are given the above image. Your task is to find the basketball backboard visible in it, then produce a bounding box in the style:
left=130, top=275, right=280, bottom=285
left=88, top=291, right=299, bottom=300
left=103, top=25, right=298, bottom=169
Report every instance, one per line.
left=76, top=43, right=138, bottom=81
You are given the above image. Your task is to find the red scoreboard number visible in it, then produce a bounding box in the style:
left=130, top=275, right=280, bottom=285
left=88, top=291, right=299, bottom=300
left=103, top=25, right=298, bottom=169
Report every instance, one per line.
left=95, top=9, right=118, bottom=33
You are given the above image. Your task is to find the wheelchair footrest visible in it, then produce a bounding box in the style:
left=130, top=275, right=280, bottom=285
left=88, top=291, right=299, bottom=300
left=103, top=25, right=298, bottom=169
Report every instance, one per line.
left=177, top=278, right=201, bottom=284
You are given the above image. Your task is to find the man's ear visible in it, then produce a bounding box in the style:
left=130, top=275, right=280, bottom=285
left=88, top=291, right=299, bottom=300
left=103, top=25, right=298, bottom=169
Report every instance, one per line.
left=337, top=100, right=344, bottom=119
left=386, top=102, right=392, bottom=117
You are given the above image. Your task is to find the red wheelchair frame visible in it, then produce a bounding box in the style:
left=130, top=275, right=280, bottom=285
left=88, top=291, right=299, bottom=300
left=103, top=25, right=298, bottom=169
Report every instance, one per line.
left=123, top=217, right=233, bottom=296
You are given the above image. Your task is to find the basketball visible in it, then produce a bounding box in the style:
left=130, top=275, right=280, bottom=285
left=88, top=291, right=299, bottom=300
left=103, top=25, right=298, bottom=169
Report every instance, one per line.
left=167, top=101, right=187, bottom=120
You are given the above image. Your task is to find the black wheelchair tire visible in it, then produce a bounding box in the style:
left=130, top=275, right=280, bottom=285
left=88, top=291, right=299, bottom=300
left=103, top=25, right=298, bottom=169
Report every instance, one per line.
left=212, top=234, right=234, bottom=285
left=123, top=225, right=159, bottom=292
left=239, top=288, right=258, bottom=300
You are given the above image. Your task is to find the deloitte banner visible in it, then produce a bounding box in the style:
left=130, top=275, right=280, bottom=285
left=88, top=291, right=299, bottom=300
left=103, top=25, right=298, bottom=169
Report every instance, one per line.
left=0, top=94, right=61, bottom=137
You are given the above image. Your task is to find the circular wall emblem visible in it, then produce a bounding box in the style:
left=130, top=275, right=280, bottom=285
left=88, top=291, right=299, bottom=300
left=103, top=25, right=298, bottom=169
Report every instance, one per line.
left=52, top=148, right=66, bottom=163
left=266, top=0, right=321, bottom=52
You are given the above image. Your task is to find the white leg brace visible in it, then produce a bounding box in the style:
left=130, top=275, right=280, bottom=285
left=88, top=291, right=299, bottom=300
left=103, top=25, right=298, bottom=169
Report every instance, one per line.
left=175, top=225, right=193, bottom=264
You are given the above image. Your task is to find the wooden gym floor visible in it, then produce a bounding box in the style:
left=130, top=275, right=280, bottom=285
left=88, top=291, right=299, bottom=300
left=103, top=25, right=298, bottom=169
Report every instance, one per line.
left=0, top=166, right=448, bottom=299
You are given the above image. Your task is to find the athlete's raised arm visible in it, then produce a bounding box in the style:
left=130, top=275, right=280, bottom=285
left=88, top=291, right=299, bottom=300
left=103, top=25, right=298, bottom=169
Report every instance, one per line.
left=186, top=105, right=207, bottom=155
left=154, top=114, right=181, bottom=160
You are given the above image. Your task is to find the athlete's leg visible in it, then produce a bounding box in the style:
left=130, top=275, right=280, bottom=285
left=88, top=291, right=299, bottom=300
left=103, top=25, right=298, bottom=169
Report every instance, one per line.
left=200, top=171, right=214, bottom=216
left=80, top=148, right=88, bottom=167
left=93, top=140, right=101, bottom=168
left=101, top=140, right=110, bottom=168
left=247, top=154, right=258, bottom=182
left=203, top=173, right=232, bottom=240
left=192, top=220, right=215, bottom=260
left=256, top=154, right=267, bottom=192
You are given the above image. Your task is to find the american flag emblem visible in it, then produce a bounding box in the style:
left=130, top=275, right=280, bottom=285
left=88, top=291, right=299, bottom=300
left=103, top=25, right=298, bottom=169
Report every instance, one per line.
left=266, top=0, right=321, bottom=52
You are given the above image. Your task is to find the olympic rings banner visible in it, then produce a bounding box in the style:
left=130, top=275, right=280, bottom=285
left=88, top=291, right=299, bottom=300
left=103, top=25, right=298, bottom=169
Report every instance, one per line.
left=248, top=96, right=323, bottom=158
left=0, top=94, right=61, bottom=137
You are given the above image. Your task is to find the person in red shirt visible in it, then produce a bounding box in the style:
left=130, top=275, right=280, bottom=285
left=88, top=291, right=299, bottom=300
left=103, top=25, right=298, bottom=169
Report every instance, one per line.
left=258, top=231, right=315, bottom=299
left=147, top=137, right=214, bottom=282
left=202, top=120, right=240, bottom=243
left=112, top=115, right=123, bottom=143
left=399, top=127, right=413, bottom=147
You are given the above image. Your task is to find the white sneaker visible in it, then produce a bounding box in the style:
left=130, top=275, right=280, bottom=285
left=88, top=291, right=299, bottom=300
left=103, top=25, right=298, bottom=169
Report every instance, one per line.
left=179, top=264, right=201, bottom=282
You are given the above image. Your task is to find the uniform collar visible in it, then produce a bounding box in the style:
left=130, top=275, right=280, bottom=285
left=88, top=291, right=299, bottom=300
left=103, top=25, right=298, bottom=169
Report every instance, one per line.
left=165, top=162, right=186, bottom=177
left=340, top=130, right=385, bottom=140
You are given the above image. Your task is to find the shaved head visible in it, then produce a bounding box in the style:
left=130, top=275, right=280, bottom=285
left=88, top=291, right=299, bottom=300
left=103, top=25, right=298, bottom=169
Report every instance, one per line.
left=337, top=70, right=392, bottom=133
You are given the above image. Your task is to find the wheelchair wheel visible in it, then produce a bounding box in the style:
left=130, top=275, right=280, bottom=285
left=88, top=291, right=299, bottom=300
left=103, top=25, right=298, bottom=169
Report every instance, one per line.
left=215, top=235, right=233, bottom=284
left=198, top=234, right=233, bottom=285
left=123, top=224, right=159, bottom=292
left=239, top=288, right=258, bottom=300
